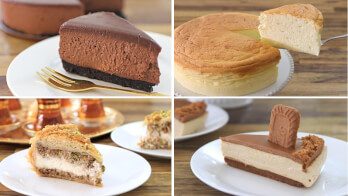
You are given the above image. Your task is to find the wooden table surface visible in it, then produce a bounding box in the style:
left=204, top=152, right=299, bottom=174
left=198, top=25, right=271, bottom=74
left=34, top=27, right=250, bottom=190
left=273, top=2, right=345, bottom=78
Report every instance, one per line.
left=174, top=99, right=347, bottom=195
left=174, top=0, right=347, bottom=96
left=0, top=99, right=171, bottom=196
left=0, top=0, right=171, bottom=96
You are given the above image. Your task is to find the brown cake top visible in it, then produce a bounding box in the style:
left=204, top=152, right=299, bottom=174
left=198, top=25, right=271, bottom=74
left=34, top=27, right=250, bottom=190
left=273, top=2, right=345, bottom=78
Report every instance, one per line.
left=221, top=134, right=324, bottom=170
left=269, top=104, right=300, bottom=148
left=174, top=101, right=207, bottom=122
left=174, top=99, right=192, bottom=109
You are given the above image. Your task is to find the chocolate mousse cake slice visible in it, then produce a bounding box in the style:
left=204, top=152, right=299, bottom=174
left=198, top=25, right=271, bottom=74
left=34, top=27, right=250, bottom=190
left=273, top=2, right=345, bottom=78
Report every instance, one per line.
left=174, top=100, right=208, bottom=137
left=221, top=104, right=327, bottom=187
left=59, top=12, right=161, bottom=92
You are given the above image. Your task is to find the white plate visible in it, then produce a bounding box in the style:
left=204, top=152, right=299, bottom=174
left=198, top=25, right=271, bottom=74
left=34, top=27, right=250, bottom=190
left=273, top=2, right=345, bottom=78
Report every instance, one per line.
left=7, top=32, right=172, bottom=97
left=0, top=144, right=151, bottom=196
left=190, top=132, right=347, bottom=196
left=174, top=104, right=229, bottom=142
left=111, top=122, right=171, bottom=159
left=175, top=49, right=294, bottom=96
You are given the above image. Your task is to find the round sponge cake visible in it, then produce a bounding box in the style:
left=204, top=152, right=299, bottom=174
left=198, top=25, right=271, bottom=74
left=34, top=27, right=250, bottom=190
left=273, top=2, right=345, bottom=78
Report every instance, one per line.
left=174, top=13, right=281, bottom=96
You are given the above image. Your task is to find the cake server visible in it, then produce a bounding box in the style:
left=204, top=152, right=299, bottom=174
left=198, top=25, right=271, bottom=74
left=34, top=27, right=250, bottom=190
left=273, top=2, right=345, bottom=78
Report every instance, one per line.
left=37, top=67, right=165, bottom=96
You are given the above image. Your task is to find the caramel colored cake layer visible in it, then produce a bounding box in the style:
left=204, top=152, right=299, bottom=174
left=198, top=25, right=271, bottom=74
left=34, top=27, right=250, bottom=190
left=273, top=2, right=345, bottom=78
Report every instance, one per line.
left=59, top=12, right=161, bottom=92
left=221, top=134, right=324, bottom=168
left=1, top=0, right=84, bottom=35
left=174, top=101, right=207, bottom=123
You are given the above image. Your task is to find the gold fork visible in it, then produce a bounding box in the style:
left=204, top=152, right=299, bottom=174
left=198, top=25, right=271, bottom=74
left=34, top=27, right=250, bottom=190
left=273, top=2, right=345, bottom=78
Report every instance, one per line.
left=37, top=67, right=166, bottom=96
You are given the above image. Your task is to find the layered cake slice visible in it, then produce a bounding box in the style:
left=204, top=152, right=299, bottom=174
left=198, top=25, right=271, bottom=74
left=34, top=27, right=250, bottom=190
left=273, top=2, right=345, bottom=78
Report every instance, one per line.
left=28, top=124, right=105, bottom=186
left=1, top=0, right=84, bottom=35
left=221, top=104, right=327, bottom=187
left=174, top=100, right=208, bottom=137
left=259, top=4, right=323, bottom=55
left=59, top=12, right=161, bottom=92
left=138, top=110, right=171, bottom=149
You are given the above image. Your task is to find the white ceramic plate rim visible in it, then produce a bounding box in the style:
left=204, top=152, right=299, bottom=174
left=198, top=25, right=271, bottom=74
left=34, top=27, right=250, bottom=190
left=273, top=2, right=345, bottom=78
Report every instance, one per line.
left=111, top=121, right=171, bottom=159
left=7, top=31, right=172, bottom=97
left=190, top=131, right=347, bottom=196
left=174, top=104, right=229, bottom=142
left=175, top=49, right=294, bottom=96
left=0, top=144, right=152, bottom=196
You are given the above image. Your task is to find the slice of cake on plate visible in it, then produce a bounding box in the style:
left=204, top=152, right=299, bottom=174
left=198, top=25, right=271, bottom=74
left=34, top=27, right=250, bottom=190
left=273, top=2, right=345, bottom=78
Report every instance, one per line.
left=59, top=12, right=161, bottom=92
left=174, top=100, right=208, bottom=137
left=138, top=110, right=171, bottom=149
left=28, top=124, right=105, bottom=186
left=221, top=104, right=327, bottom=187
left=259, top=4, right=323, bottom=55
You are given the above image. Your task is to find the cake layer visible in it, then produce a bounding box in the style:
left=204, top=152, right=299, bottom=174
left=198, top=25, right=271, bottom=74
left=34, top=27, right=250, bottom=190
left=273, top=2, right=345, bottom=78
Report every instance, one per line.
left=59, top=12, right=161, bottom=85
left=259, top=4, right=323, bottom=56
left=221, top=134, right=324, bottom=167
left=221, top=140, right=327, bottom=187
left=62, top=61, right=155, bottom=92
left=224, top=157, right=304, bottom=187
left=174, top=112, right=207, bottom=137
left=1, top=0, right=84, bottom=35
left=79, top=0, right=124, bottom=12
left=175, top=60, right=278, bottom=96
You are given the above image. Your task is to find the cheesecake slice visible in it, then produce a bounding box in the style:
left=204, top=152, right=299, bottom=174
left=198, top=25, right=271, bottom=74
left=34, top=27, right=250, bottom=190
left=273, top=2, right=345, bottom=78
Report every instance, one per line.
left=221, top=104, right=327, bottom=187
left=221, top=134, right=327, bottom=187
left=174, top=100, right=207, bottom=137
left=59, top=12, right=161, bottom=92
left=259, top=4, right=323, bottom=55
left=28, top=124, right=105, bottom=186
left=138, top=110, right=171, bottom=149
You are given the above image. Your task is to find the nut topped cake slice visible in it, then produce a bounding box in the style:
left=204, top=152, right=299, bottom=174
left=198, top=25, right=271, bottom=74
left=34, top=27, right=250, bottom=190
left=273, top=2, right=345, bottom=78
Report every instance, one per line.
left=59, top=12, right=161, bottom=92
left=221, top=104, right=327, bottom=187
left=174, top=100, right=208, bottom=137
left=28, top=124, right=105, bottom=186
left=138, top=110, right=171, bottom=149
left=259, top=4, right=323, bottom=55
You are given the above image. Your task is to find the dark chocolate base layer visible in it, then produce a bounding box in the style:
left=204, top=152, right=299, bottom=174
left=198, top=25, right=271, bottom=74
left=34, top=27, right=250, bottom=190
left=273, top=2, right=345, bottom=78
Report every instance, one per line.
left=62, top=60, right=155, bottom=92
left=224, top=157, right=304, bottom=187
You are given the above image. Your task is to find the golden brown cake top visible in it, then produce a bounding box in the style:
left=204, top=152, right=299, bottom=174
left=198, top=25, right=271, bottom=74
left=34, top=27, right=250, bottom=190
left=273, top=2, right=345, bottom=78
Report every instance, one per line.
left=30, top=124, right=102, bottom=162
left=262, top=4, right=323, bottom=26
left=174, top=13, right=280, bottom=76
left=143, top=110, right=171, bottom=126
left=174, top=101, right=207, bottom=122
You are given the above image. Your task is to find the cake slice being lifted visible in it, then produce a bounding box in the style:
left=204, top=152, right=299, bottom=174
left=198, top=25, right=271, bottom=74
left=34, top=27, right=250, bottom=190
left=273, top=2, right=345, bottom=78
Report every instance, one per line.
left=59, top=12, right=161, bottom=92
left=258, top=4, right=323, bottom=55
left=138, top=110, right=171, bottom=149
left=174, top=100, right=208, bottom=137
left=28, top=124, right=105, bottom=186
left=221, top=104, right=327, bottom=187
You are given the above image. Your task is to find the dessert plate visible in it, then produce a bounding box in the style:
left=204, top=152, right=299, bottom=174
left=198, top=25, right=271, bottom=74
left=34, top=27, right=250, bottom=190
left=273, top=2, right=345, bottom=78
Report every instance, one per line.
left=0, top=144, right=151, bottom=196
left=174, top=104, right=229, bottom=142
left=190, top=132, right=347, bottom=196
left=175, top=49, right=294, bottom=96
left=7, top=32, right=172, bottom=97
left=111, top=121, right=171, bottom=159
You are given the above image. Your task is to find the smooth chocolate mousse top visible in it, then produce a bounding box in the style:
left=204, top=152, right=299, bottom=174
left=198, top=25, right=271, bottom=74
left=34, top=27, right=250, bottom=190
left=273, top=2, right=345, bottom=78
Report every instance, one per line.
left=60, top=12, right=161, bottom=52
left=221, top=134, right=324, bottom=170
left=3, top=0, right=83, bottom=6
